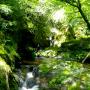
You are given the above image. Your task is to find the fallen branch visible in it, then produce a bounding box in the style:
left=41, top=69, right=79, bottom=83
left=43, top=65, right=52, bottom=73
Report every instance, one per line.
left=82, top=52, right=90, bottom=63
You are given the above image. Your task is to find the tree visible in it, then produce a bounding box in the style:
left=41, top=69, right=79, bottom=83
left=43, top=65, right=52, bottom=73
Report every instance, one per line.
left=58, top=0, right=90, bottom=31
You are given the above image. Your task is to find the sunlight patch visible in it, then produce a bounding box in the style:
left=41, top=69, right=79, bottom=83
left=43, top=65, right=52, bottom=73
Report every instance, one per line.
left=52, top=8, right=65, bottom=22
left=51, top=28, right=59, bottom=34
left=0, top=57, right=11, bottom=73
left=39, top=0, right=46, bottom=4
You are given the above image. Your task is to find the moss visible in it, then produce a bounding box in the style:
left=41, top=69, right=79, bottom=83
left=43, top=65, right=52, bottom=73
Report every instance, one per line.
left=0, top=57, right=18, bottom=90
left=39, top=58, right=90, bottom=89
left=60, top=37, right=90, bottom=51
left=8, top=73, right=19, bottom=90
left=0, top=57, right=11, bottom=90
left=58, top=37, right=90, bottom=61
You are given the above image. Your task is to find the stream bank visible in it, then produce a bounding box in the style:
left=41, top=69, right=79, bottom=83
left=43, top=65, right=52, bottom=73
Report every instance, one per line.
left=15, top=57, right=90, bottom=90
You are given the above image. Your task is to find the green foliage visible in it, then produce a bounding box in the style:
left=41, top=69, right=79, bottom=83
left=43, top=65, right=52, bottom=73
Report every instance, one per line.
left=39, top=58, right=90, bottom=89
left=0, top=0, right=52, bottom=62
left=8, top=73, right=19, bottom=90
left=39, top=58, right=60, bottom=75
left=0, top=57, right=18, bottom=90
left=37, top=49, right=57, bottom=57
left=0, top=57, right=11, bottom=90
left=0, top=57, right=11, bottom=74
left=58, top=37, right=90, bottom=61
left=0, top=0, right=90, bottom=89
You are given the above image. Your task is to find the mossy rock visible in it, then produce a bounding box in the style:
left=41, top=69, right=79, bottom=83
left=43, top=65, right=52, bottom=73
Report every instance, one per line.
left=60, top=37, right=90, bottom=52
left=0, top=57, right=11, bottom=74
left=58, top=37, right=90, bottom=61
left=0, top=57, right=11, bottom=90
left=0, top=57, right=18, bottom=90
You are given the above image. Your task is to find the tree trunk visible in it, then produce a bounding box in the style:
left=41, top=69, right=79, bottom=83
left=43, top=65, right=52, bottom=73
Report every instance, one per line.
left=6, top=73, right=10, bottom=90
left=77, top=0, right=90, bottom=30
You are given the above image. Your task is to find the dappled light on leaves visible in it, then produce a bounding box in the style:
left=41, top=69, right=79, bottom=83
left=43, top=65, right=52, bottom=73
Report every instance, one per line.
left=52, top=8, right=66, bottom=22
left=0, top=0, right=90, bottom=90
left=0, top=57, right=11, bottom=74
left=39, top=58, right=90, bottom=89
left=39, top=0, right=46, bottom=4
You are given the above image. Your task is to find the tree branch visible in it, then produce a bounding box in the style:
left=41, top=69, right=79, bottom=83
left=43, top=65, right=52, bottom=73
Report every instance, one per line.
left=66, top=2, right=78, bottom=7
left=65, top=0, right=90, bottom=30
left=82, top=52, right=90, bottom=63
left=77, top=0, right=90, bottom=30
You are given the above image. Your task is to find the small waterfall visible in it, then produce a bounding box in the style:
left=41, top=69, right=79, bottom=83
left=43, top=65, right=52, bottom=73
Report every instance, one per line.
left=18, top=65, right=39, bottom=90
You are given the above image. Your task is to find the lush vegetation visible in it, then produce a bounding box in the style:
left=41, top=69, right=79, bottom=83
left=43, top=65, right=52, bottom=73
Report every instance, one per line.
left=0, top=0, right=90, bottom=90
left=39, top=58, right=90, bottom=90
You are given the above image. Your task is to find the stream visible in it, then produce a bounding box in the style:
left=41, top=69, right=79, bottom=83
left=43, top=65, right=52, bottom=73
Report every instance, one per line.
left=18, top=65, right=40, bottom=90
left=16, top=57, right=90, bottom=90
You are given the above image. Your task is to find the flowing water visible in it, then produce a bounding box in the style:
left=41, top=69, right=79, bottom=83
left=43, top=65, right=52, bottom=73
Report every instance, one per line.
left=18, top=65, right=39, bottom=90
left=16, top=57, right=90, bottom=90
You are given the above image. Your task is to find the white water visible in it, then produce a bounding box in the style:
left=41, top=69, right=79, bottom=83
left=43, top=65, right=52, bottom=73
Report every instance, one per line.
left=19, top=66, right=39, bottom=90
left=20, top=85, right=39, bottom=90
